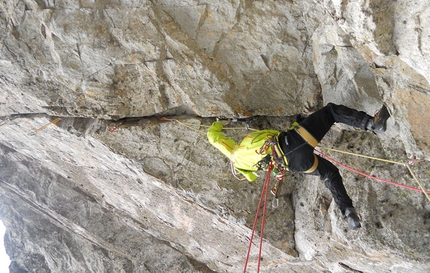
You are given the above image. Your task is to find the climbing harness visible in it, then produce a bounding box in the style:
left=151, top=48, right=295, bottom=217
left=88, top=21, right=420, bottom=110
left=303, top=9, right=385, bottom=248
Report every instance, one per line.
left=293, top=125, right=320, bottom=173
left=295, top=125, right=318, bottom=148
left=256, top=135, right=289, bottom=205
left=243, top=162, right=274, bottom=273
left=257, top=135, right=289, bottom=176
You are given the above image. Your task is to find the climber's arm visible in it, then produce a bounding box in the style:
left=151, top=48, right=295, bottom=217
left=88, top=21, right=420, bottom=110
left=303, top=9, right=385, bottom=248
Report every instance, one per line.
left=207, top=121, right=236, bottom=158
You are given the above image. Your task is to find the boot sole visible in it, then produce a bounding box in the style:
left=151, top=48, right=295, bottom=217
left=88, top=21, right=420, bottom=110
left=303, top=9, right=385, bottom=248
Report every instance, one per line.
left=372, top=105, right=390, bottom=132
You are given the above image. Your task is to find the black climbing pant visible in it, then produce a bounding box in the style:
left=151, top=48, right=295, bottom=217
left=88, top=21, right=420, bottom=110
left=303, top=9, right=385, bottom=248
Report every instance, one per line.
left=279, top=103, right=372, bottom=214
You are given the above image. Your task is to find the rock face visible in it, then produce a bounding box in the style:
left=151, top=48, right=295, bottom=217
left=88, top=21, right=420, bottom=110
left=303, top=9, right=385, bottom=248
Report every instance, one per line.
left=0, top=0, right=429, bottom=272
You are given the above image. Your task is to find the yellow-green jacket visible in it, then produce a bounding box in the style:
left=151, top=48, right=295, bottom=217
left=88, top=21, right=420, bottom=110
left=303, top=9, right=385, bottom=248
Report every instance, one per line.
left=207, top=122, right=280, bottom=181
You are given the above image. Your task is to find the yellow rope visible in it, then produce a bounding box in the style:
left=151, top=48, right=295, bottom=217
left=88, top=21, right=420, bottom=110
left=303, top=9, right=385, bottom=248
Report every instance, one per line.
left=321, top=146, right=404, bottom=165
left=34, top=118, right=61, bottom=134
left=406, top=165, right=430, bottom=202
left=168, top=118, right=257, bottom=135
left=321, top=146, right=430, bottom=202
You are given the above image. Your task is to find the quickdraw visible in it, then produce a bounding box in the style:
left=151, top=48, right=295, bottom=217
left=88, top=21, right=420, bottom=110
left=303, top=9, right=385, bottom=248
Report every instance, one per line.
left=257, top=136, right=288, bottom=175
left=256, top=136, right=289, bottom=207
left=108, top=119, right=126, bottom=133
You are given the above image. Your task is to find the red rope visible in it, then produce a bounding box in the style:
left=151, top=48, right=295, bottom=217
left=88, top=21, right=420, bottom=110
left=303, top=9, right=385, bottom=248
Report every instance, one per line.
left=108, top=120, right=125, bottom=133
left=243, top=163, right=274, bottom=273
left=315, top=150, right=430, bottom=194
left=158, top=116, right=173, bottom=121
left=258, top=168, right=271, bottom=272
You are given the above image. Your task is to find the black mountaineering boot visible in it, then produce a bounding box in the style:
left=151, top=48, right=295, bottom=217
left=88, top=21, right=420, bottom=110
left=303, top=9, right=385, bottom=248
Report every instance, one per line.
left=366, top=105, right=390, bottom=133
left=345, top=207, right=361, bottom=230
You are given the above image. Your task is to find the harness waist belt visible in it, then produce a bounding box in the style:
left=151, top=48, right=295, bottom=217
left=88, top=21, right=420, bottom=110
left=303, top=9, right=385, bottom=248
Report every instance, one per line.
left=294, top=126, right=319, bottom=173
left=294, top=126, right=318, bottom=148
left=304, top=154, right=319, bottom=173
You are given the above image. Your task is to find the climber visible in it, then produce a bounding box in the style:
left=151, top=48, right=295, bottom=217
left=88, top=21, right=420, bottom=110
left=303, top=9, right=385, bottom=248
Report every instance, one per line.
left=207, top=103, right=390, bottom=230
